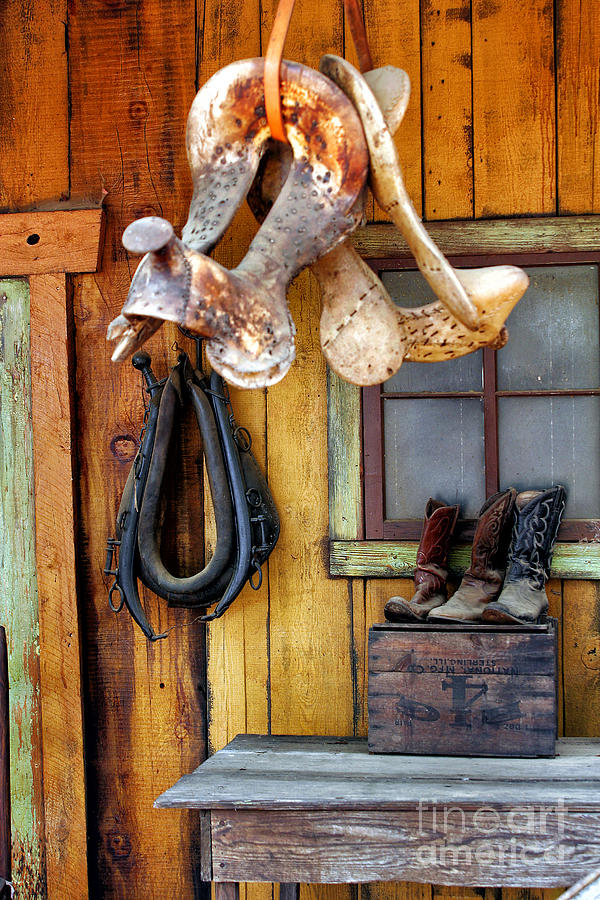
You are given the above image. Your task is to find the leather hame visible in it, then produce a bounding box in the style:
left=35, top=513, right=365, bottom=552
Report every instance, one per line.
left=106, top=352, right=280, bottom=640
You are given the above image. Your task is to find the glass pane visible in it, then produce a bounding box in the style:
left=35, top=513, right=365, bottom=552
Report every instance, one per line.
left=381, top=270, right=483, bottom=393
left=497, top=265, right=599, bottom=390
left=384, top=398, right=485, bottom=519
left=498, top=396, right=600, bottom=518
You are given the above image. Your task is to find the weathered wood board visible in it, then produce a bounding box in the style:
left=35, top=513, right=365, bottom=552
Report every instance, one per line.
left=209, top=807, right=600, bottom=886
left=330, top=541, right=599, bottom=580
left=156, top=736, right=600, bottom=886
left=0, top=1, right=598, bottom=899
left=0, top=280, right=46, bottom=896
left=156, top=734, right=600, bottom=810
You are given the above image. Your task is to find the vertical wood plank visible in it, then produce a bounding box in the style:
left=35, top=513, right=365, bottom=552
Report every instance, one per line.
left=562, top=580, right=600, bottom=737
left=29, top=273, right=88, bottom=900
left=197, top=7, right=270, bottom=900
left=265, top=271, right=357, bottom=900
left=358, top=4, right=428, bottom=899
left=0, top=279, right=46, bottom=898
left=363, top=0, right=423, bottom=219
left=280, top=885, right=301, bottom=900
left=546, top=579, right=564, bottom=739
left=264, top=275, right=356, bottom=729
left=553, top=8, right=600, bottom=896
left=68, top=4, right=206, bottom=898
left=556, top=0, right=600, bottom=213
left=472, top=0, right=556, bottom=216
left=0, top=627, right=9, bottom=889
left=201, top=0, right=268, bottom=758
left=216, top=884, right=240, bottom=900
left=328, top=373, right=362, bottom=541
left=0, top=1, right=68, bottom=209
left=256, top=4, right=355, bottom=900
left=360, top=577, right=414, bottom=740
left=421, top=0, right=474, bottom=220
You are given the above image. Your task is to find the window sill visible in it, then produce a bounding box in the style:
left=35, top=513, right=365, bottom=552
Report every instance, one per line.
left=329, top=540, right=600, bottom=580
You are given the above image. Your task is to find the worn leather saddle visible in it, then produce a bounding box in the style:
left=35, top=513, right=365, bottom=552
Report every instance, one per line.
left=104, top=350, right=279, bottom=640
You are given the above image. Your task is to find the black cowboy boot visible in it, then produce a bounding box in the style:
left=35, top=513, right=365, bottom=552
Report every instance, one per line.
left=428, top=488, right=517, bottom=624
left=482, top=486, right=566, bottom=624
left=384, top=499, right=459, bottom=622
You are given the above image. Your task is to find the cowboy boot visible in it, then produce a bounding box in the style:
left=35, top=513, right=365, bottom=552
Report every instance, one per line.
left=384, top=499, right=459, bottom=622
left=482, top=486, right=566, bottom=624
left=428, top=488, right=517, bottom=624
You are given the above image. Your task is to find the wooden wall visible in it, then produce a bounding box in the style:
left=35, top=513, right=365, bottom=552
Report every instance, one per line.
left=0, top=0, right=599, bottom=898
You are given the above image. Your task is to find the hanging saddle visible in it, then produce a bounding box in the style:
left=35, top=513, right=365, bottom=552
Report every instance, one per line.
left=104, top=350, right=279, bottom=641
left=107, top=57, right=369, bottom=388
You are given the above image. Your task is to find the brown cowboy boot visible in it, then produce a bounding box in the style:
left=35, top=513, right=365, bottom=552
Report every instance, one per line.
left=384, top=499, right=459, bottom=622
left=428, top=488, right=517, bottom=624
left=482, top=486, right=566, bottom=624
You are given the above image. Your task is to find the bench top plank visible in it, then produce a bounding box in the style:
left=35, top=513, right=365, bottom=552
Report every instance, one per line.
left=155, top=735, right=600, bottom=811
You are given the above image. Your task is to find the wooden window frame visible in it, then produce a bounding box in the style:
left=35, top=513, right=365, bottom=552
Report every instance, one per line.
left=328, top=215, right=600, bottom=580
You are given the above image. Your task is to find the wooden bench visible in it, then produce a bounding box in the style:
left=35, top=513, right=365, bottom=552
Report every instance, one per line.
left=155, top=734, right=600, bottom=893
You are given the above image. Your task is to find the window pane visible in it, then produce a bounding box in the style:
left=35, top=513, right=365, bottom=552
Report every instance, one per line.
left=497, top=265, right=600, bottom=390
left=381, top=270, right=483, bottom=393
left=498, top=396, right=600, bottom=517
left=384, top=398, right=485, bottom=519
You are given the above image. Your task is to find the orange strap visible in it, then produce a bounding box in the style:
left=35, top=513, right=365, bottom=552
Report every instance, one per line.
left=343, top=0, right=373, bottom=73
left=264, top=0, right=298, bottom=144
left=264, top=0, right=372, bottom=144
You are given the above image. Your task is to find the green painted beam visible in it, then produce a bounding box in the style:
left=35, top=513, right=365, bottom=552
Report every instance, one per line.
left=327, top=372, right=362, bottom=540
left=0, top=279, right=46, bottom=897
left=330, top=540, right=600, bottom=580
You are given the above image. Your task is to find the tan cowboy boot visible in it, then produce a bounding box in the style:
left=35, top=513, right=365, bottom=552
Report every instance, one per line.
left=385, top=498, right=459, bottom=622
left=482, top=486, right=566, bottom=624
left=428, top=488, right=517, bottom=624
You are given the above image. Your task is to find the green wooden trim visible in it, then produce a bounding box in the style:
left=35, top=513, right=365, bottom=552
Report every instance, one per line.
left=351, top=215, right=600, bottom=259
left=0, top=279, right=46, bottom=890
left=330, top=540, right=600, bottom=580
left=327, top=371, right=362, bottom=540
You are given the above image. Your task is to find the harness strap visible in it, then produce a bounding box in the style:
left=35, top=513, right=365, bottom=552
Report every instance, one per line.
left=201, top=370, right=255, bottom=621
left=137, top=356, right=235, bottom=602
left=111, top=367, right=168, bottom=641
left=106, top=352, right=279, bottom=638
left=264, top=0, right=373, bottom=143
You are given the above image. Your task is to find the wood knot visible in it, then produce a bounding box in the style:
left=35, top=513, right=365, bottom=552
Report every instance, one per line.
left=110, top=434, right=138, bottom=463
left=582, top=637, right=600, bottom=671
left=128, top=100, right=149, bottom=122
left=106, top=828, right=132, bottom=861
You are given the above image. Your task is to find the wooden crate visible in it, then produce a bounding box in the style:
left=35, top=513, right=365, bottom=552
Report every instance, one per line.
left=368, top=621, right=557, bottom=757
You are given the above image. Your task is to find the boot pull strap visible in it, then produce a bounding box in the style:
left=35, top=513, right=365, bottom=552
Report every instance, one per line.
left=264, top=0, right=373, bottom=143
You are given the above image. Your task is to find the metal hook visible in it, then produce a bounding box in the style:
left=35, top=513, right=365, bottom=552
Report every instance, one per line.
left=177, top=326, right=204, bottom=371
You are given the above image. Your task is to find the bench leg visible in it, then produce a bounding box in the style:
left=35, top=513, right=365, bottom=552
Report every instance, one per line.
left=215, top=884, right=239, bottom=900
left=280, top=884, right=300, bottom=900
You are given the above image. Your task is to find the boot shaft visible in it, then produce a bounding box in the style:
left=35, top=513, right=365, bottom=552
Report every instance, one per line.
left=414, top=497, right=459, bottom=592
left=384, top=497, right=458, bottom=622
left=466, top=488, right=517, bottom=586
left=427, top=488, right=516, bottom=623
left=504, top=485, right=566, bottom=589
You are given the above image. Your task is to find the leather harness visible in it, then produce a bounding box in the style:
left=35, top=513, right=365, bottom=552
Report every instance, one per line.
left=104, top=350, right=280, bottom=640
